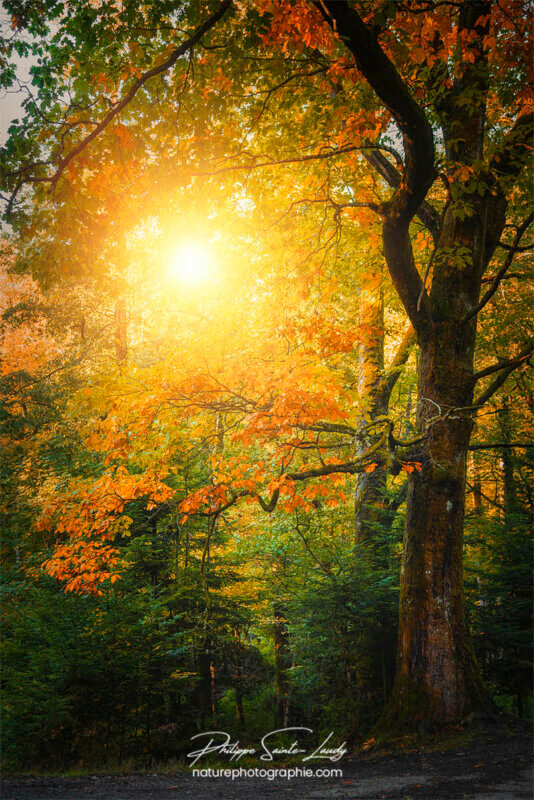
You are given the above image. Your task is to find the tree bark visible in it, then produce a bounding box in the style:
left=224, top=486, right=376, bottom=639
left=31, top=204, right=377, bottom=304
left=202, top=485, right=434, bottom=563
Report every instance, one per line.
left=354, top=275, right=386, bottom=542
left=384, top=330, right=490, bottom=729
left=234, top=629, right=245, bottom=728
left=500, top=401, right=518, bottom=520
left=352, top=290, right=411, bottom=726
left=319, top=0, right=531, bottom=731
left=273, top=607, right=290, bottom=727
left=354, top=287, right=414, bottom=543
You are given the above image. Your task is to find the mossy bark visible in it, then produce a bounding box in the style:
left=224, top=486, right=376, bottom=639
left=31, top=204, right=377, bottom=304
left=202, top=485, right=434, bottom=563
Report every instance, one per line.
left=353, top=286, right=405, bottom=728
left=354, top=278, right=386, bottom=543
left=380, top=324, right=492, bottom=731
left=318, top=0, right=531, bottom=736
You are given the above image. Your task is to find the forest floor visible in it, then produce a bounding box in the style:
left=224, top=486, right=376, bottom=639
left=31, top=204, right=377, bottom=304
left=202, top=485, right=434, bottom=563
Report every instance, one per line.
left=2, top=725, right=532, bottom=800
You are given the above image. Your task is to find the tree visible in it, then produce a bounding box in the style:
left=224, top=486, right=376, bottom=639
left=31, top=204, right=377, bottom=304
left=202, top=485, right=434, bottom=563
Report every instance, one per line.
left=2, top=0, right=532, bottom=733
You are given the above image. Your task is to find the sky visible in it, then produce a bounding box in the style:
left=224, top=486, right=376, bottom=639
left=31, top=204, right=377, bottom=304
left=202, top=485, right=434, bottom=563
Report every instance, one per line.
left=0, top=3, right=37, bottom=146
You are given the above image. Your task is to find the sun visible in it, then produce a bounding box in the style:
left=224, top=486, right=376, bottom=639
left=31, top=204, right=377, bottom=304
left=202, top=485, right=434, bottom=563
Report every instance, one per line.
left=167, top=241, right=213, bottom=284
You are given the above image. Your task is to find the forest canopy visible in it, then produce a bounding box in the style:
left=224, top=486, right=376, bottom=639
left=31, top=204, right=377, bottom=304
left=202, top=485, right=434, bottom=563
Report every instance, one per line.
left=0, top=0, right=532, bottom=770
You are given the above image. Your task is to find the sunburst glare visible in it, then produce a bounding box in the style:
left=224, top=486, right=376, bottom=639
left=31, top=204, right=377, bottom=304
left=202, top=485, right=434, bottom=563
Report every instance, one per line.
left=167, top=241, right=214, bottom=284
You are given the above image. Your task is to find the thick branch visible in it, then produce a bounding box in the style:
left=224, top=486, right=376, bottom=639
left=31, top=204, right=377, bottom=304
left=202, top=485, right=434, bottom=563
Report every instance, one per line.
left=363, top=149, right=440, bottom=241
left=313, top=0, right=435, bottom=337
left=474, top=340, right=533, bottom=381
left=481, top=272, right=525, bottom=283
left=255, top=489, right=280, bottom=512
left=497, top=242, right=533, bottom=253
left=382, top=219, right=432, bottom=338
left=220, top=457, right=376, bottom=516
left=190, top=416, right=429, bottom=518
left=474, top=340, right=533, bottom=406
left=286, top=459, right=379, bottom=481
left=316, top=0, right=435, bottom=221
left=296, top=421, right=356, bottom=436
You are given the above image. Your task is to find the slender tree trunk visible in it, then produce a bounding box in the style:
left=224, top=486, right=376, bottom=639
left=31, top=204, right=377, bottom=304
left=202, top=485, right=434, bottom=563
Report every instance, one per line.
left=498, top=402, right=529, bottom=720
left=470, top=455, right=483, bottom=516
left=354, top=288, right=415, bottom=545
left=354, top=276, right=387, bottom=542
left=516, top=693, right=524, bottom=720
left=209, top=655, right=218, bottom=723
left=199, top=651, right=208, bottom=729
left=500, top=401, right=518, bottom=521
left=114, top=299, right=128, bottom=364
left=273, top=608, right=290, bottom=727
left=468, top=416, right=484, bottom=516
left=352, top=289, right=412, bottom=728
left=234, top=630, right=245, bottom=728
left=198, top=639, right=217, bottom=727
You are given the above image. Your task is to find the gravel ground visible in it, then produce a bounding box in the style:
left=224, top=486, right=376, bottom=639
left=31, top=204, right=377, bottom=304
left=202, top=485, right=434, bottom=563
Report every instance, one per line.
left=2, top=732, right=532, bottom=800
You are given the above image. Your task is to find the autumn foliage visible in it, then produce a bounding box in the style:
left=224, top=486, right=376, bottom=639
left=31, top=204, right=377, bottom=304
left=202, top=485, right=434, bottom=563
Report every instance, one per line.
left=0, top=0, right=532, bottom=759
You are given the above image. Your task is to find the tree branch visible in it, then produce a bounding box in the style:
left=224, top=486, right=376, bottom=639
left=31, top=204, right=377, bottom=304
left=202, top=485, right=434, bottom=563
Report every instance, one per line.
left=474, top=340, right=533, bottom=381
left=362, top=148, right=440, bottom=241
left=462, top=212, right=533, bottom=323
left=294, top=516, right=333, bottom=574
left=470, top=110, right=534, bottom=279
left=489, top=111, right=534, bottom=184
left=313, top=0, right=435, bottom=338
left=6, top=0, right=232, bottom=215
left=481, top=272, right=525, bottom=283
left=374, top=324, right=416, bottom=412
left=474, top=340, right=533, bottom=406
left=469, top=442, right=534, bottom=450
left=196, top=144, right=361, bottom=178
left=296, top=422, right=357, bottom=436
left=465, top=480, right=505, bottom=512
left=314, top=0, right=436, bottom=222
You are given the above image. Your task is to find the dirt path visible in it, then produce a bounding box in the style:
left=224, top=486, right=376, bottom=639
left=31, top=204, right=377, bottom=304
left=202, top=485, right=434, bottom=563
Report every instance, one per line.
left=2, top=734, right=532, bottom=799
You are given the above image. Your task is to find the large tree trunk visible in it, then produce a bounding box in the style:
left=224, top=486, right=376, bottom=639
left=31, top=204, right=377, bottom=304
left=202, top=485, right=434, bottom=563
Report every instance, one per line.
left=384, top=330, right=490, bottom=729
left=316, top=0, right=531, bottom=734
